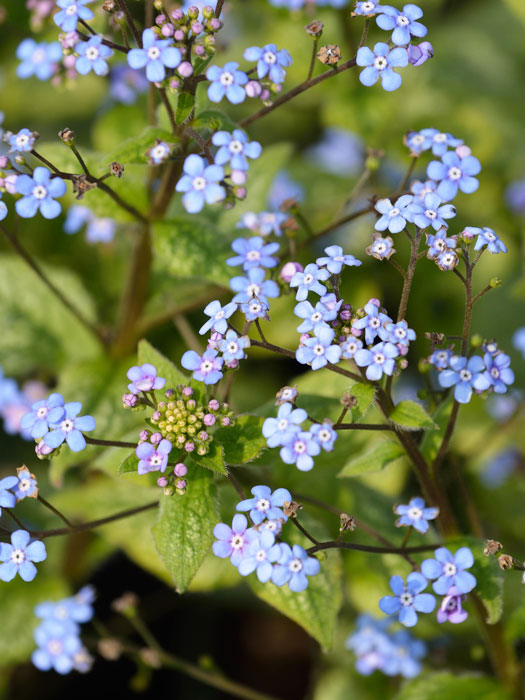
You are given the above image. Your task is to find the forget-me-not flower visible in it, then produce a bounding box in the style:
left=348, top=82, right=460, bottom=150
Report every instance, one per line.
left=212, top=514, right=256, bottom=566
left=262, top=402, right=307, bottom=447
left=199, top=300, right=237, bottom=335
left=8, top=128, right=36, bottom=153
left=427, top=151, right=481, bottom=201
left=54, top=0, right=94, bottom=32
left=181, top=348, right=224, bottom=385
left=289, top=263, right=330, bottom=301
left=466, top=226, right=507, bottom=255
left=0, top=529, right=47, bottom=582
left=176, top=154, right=225, bottom=213
left=316, top=245, right=362, bottom=274
left=394, top=497, right=439, bottom=533
left=355, top=342, right=399, bottom=381
left=426, top=227, right=457, bottom=260
left=127, top=363, right=165, bottom=394
left=352, top=300, right=391, bottom=345
left=43, top=402, right=96, bottom=452
left=383, top=320, right=416, bottom=347
left=376, top=4, right=427, bottom=47
left=366, top=234, right=395, bottom=260
left=75, top=35, right=113, bottom=76
left=218, top=330, right=250, bottom=362
left=15, top=167, right=66, bottom=219
left=136, top=439, right=172, bottom=474
left=206, top=62, right=248, bottom=104
left=226, top=237, right=279, bottom=270
left=20, top=392, right=65, bottom=439
left=408, top=193, right=456, bottom=230
left=13, top=466, right=38, bottom=501
left=271, top=544, right=320, bottom=592
left=296, top=326, right=342, bottom=370
left=238, top=531, right=282, bottom=582
left=16, top=40, right=62, bottom=81
left=294, top=299, right=339, bottom=334
left=236, top=485, right=292, bottom=525
left=212, top=130, right=262, bottom=171
left=374, top=195, right=413, bottom=233
left=127, top=28, right=182, bottom=82
left=280, top=430, right=321, bottom=471
left=379, top=573, right=436, bottom=627
left=356, top=43, right=408, bottom=91
left=438, top=355, right=490, bottom=403
left=482, top=353, right=514, bottom=393
left=230, top=267, right=279, bottom=304
left=31, top=620, right=82, bottom=674
left=243, top=44, right=293, bottom=85
left=421, top=546, right=477, bottom=595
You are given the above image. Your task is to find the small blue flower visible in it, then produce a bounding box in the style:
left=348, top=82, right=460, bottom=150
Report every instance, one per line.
left=427, top=151, right=481, bottom=201
left=438, top=355, right=490, bottom=403
left=405, top=129, right=462, bottom=157
left=366, top=234, right=395, bottom=260
left=294, top=299, right=339, bottom=334
left=127, top=363, right=165, bottom=394
left=410, top=178, right=437, bottom=200
left=309, top=422, right=337, bottom=451
left=271, top=544, right=321, bottom=592
left=206, top=62, right=248, bottom=104
left=20, top=392, right=66, bottom=439
left=8, top=128, right=36, bottom=153
left=15, top=167, right=66, bottom=219
left=356, top=43, right=408, bottom=92
left=379, top=572, right=436, bottom=627
left=429, top=348, right=452, bottom=370
left=376, top=4, right=427, bottom=47
left=263, top=402, right=307, bottom=447
left=482, top=353, right=514, bottom=394
left=127, top=28, right=182, bottom=82
left=176, top=154, right=225, bottom=214
left=0, top=196, right=6, bottom=222
left=243, top=44, right=293, bottom=85
left=383, top=629, right=427, bottom=677
left=436, top=249, right=459, bottom=271
left=43, top=402, right=96, bottom=453
left=238, top=530, right=282, bottom=582
left=267, top=171, right=303, bottom=210
left=217, top=330, right=250, bottom=362
left=230, top=267, right=280, bottom=304
left=316, top=245, right=362, bottom=274
left=426, top=227, right=457, bottom=260
left=421, top=547, right=477, bottom=595
left=238, top=211, right=288, bottom=237
left=136, top=438, right=172, bottom=474
left=148, top=139, right=173, bottom=165
left=280, top=431, right=321, bottom=472
left=16, top=40, right=62, bottom=81
left=407, top=193, right=457, bottom=230
left=374, top=195, right=413, bottom=234
left=31, top=620, right=81, bottom=674
left=64, top=205, right=91, bottom=234
left=241, top=298, right=270, bottom=322
left=353, top=1, right=382, bottom=17
left=226, top=237, right=279, bottom=270
left=383, top=320, right=416, bottom=347
left=0, top=529, right=47, bottom=582
left=212, top=130, right=262, bottom=171
left=236, top=484, right=292, bottom=525
left=296, top=326, right=342, bottom=370
left=181, top=349, right=224, bottom=385
left=76, top=35, right=113, bottom=76
left=394, top=497, right=439, bottom=533
left=212, top=514, right=256, bottom=567
left=306, top=128, right=364, bottom=177
left=290, top=263, right=330, bottom=302
left=513, top=327, right=525, bottom=359
left=341, top=337, right=364, bottom=360
left=0, top=475, right=17, bottom=517
left=35, top=585, right=95, bottom=625
left=54, top=0, right=94, bottom=32
left=199, top=299, right=237, bottom=335
left=466, top=227, right=507, bottom=255
left=85, top=216, right=115, bottom=244
left=355, top=342, right=399, bottom=381
left=352, top=300, right=392, bottom=345
left=13, top=466, right=38, bottom=501
left=109, top=64, right=149, bottom=104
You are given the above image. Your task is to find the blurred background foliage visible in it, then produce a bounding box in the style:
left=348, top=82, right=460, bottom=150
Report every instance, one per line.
left=0, top=0, right=524, bottom=698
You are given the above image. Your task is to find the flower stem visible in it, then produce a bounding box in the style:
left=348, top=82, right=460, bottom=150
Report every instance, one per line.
left=307, top=39, right=319, bottom=81
left=84, top=436, right=138, bottom=449
left=37, top=495, right=74, bottom=528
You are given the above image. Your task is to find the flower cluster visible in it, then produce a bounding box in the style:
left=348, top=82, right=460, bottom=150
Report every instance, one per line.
left=64, top=205, right=116, bottom=244
left=213, top=485, right=321, bottom=591
left=0, top=366, right=49, bottom=439
left=32, top=586, right=95, bottom=675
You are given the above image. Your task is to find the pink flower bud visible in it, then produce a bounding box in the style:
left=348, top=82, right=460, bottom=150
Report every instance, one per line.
left=177, top=61, right=193, bottom=78
left=220, top=416, right=231, bottom=427
left=198, top=431, right=209, bottom=440
left=340, top=304, right=351, bottom=321
left=184, top=441, right=195, bottom=452
left=351, top=327, right=362, bottom=337
left=151, top=432, right=162, bottom=444
left=175, top=479, right=187, bottom=490
left=161, top=23, right=174, bottom=37
left=208, top=17, right=221, bottom=30
left=36, top=441, right=54, bottom=458
left=191, top=21, right=203, bottom=34
left=122, top=392, right=138, bottom=407
left=0, top=156, right=9, bottom=169
left=208, top=399, right=220, bottom=411
left=231, top=169, right=247, bottom=185
left=194, top=44, right=205, bottom=56
left=280, top=261, right=303, bottom=283
left=174, top=463, right=188, bottom=476
left=234, top=187, right=247, bottom=200
left=5, top=174, right=18, bottom=194
left=369, top=298, right=380, bottom=308
left=245, top=80, right=262, bottom=98
left=155, top=14, right=166, bottom=25
left=157, top=476, right=168, bottom=487
left=174, top=29, right=185, bottom=41
left=456, top=145, right=472, bottom=159
left=139, top=429, right=151, bottom=442
left=225, top=359, right=239, bottom=369
left=299, top=333, right=310, bottom=346
left=207, top=331, right=223, bottom=350
left=182, top=386, right=193, bottom=397
left=152, top=410, right=161, bottom=421
left=204, top=413, right=216, bottom=426
left=260, top=88, right=271, bottom=101
left=172, top=8, right=184, bottom=21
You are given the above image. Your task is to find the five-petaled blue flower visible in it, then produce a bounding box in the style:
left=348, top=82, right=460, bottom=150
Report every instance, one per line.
left=376, top=4, right=427, bottom=47
left=43, top=402, right=96, bottom=452
left=383, top=320, right=416, bottom=347
left=410, top=178, right=437, bottom=200
left=217, top=330, right=250, bottom=362
left=466, top=227, right=507, bottom=255
left=236, top=484, right=292, bottom=525
left=76, top=35, right=113, bottom=76
left=427, top=151, right=481, bottom=201
left=16, top=40, right=62, bottom=81
left=310, top=422, right=337, bottom=452
left=394, top=497, right=439, bottom=533
left=35, top=585, right=95, bottom=626
left=426, top=227, right=457, bottom=259
left=0, top=475, right=17, bottom=517
left=212, top=130, right=262, bottom=171
left=482, top=353, right=514, bottom=393
left=366, top=234, right=396, bottom=260
left=0, top=529, right=47, bottom=582
left=296, top=326, right=342, bottom=370
left=212, top=514, right=256, bottom=566
left=31, top=619, right=82, bottom=675
left=263, top=402, right=307, bottom=447
left=353, top=1, right=382, bottom=16
left=13, top=466, right=38, bottom=501
left=356, top=43, right=408, bottom=92
left=176, top=154, right=225, bottom=213
left=280, top=430, right=321, bottom=472
left=54, top=0, right=94, bottom=32
left=8, top=128, right=36, bottom=153
left=230, top=267, right=280, bottom=304
left=374, top=195, right=413, bottom=233
left=379, top=572, right=436, bottom=627
left=127, top=28, right=182, bottom=83
left=15, top=167, right=66, bottom=219
left=294, top=299, right=339, bottom=334
left=438, top=355, right=490, bottom=403
left=408, top=193, right=457, bottom=230
left=405, top=129, right=462, bottom=157
left=271, top=543, right=321, bottom=592
left=429, top=348, right=452, bottom=370
left=199, top=299, right=237, bottom=335
left=181, top=348, right=224, bottom=384
left=355, top=342, right=400, bottom=381
left=341, top=337, right=364, bottom=360
left=20, top=392, right=66, bottom=439
left=352, top=300, right=391, bottom=345
left=421, top=546, right=477, bottom=595
left=206, top=62, right=248, bottom=104
left=127, top=363, right=166, bottom=394
left=290, top=263, right=330, bottom=301
left=238, top=530, right=282, bottom=582
left=316, top=245, right=362, bottom=274
left=243, top=44, right=293, bottom=85
left=227, top=237, right=280, bottom=270
left=136, top=438, right=172, bottom=474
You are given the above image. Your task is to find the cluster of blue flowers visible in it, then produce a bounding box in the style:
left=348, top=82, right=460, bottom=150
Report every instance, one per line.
left=64, top=205, right=116, bottom=244
left=32, top=586, right=95, bottom=675
left=213, top=485, right=321, bottom=591
left=0, top=466, right=38, bottom=523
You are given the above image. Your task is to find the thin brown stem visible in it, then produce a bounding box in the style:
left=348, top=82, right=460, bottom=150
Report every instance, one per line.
left=333, top=422, right=394, bottom=431
left=37, top=495, right=74, bottom=528
left=4, top=509, right=27, bottom=530
left=77, top=30, right=130, bottom=53
left=71, top=144, right=90, bottom=176
left=84, top=436, right=138, bottom=449
left=306, top=540, right=440, bottom=556
left=297, top=204, right=374, bottom=249
left=388, top=258, right=408, bottom=279
left=307, top=39, right=319, bottom=81
left=290, top=517, right=320, bottom=546
left=116, top=0, right=143, bottom=47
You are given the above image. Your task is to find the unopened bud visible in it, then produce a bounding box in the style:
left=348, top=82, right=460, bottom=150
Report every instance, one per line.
left=339, top=513, right=356, bottom=532
left=98, top=638, right=122, bottom=660
left=305, top=19, right=324, bottom=37
left=470, top=333, right=483, bottom=348
left=58, top=127, right=75, bottom=145
left=111, top=591, right=139, bottom=615
left=498, top=554, right=514, bottom=571
left=407, top=41, right=433, bottom=67
left=280, top=261, right=303, bottom=283
left=139, top=648, right=162, bottom=669
left=483, top=539, right=503, bottom=557
left=490, top=277, right=502, bottom=289
left=109, top=161, right=124, bottom=178
left=340, top=391, right=358, bottom=409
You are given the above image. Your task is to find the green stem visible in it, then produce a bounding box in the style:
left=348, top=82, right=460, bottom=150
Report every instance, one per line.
left=84, top=436, right=138, bottom=449
left=307, top=38, right=319, bottom=81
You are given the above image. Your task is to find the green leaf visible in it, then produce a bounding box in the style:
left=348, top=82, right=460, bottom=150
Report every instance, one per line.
left=389, top=400, right=437, bottom=430
left=338, top=440, right=405, bottom=478
left=193, top=108, right=238, bottom=132
left=190, top=442, right=227, bottom=474
left=420, top=398, right=454, bottom=463
left=215, top=415, right=268, bottom=465
left=350, top=383, right=376, bottom=422
left=104, top=126, right=178, bottom=165
left=176, top=92, right=195, bottom=124
left=193, top=54, right=215, bottom=76
left=152, top=468, right=218, bottom=592
left=395, top=672, right=511, bottom=700
left=137, top=338, right=188, bottom=389
left=119, top=451, right=139, bottom=475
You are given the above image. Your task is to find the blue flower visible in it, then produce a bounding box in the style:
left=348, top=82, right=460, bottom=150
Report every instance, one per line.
left=64, top=205, right=91, bottom=234
left=181, top=349, right=224, bottom=385
left=16, top=40, right=62, bottom=81
left=356, top=43, right=408, bottom=91
left=241, top=298, right=270, bottom=321
left=8, top=128, right=36, bottom=153
left=226, top=237, right=279, bottom=270
left=382, top=629, right=426, bottom=678
left=427, top=151, right=481, bottom=201
left=482, top=353, right=514, bottom=393
left=296, top=326, right=342, bottom=370
left=376, top=4, right=427, bottom=46
left=230, top=267, right=280, bottom=304
left=20, top=392, right=65, bottom=439
left=352, top=300, right=392, bottom=345
left=236, top=484, right=292, bottom=525
left=109, top=64, right=149, bottom=104
left=199, top=299, right=237, bottom=335
left=426, top=227, right=457, bottom=260
left=353, top=1, right=382, bottom=17
left=341, top=337, right=364, bottom=360
left=513, top=327, right=525, bottom=359
left=366, top=234, right=395, bottom=260
left=212, top=130, right=262, bottom=171
left=421, top=546, right=477, bottom=595
left=0, top=475, right=17, bottom=517
left=0, top=530, right=47, bottom=582
left=0, top=196, right=6, bottom=222
left=136, top=438, right=172, bottom=474
left=290, top=263, right=330, bottom=302
left=147, top=139, right=173, bottom=165
left=355, top=342, right=399, bottom=381
left=217, top=330, right=250, bottom=362
left=394, top=497, right=439, bottom=533
left=76, top=35, right=113, bottom=76
left=466, top=227, right=507, bottom=255
left=271, top=544, right=320, bottom=592
left=127, top=363, right=166, bottom=394
left=407, top=193, right=457, bottom=230
left=429, top=348, right=452, bottom=370
left=43, top=402, right=96, bottom=452
left=127, top=28, right=182, bottom=82
left=13, top=466, right=38, bottom=501
left=263, top=402, right=307, bottom=448
left=294, top=299, right=339, bottom=334
left=316, top=245, right=362, bottom=274
left=238, top=211, right=288, bottom=237
left=54, top=0, right=94, bottom=32
left=206, top=62, right=248, bottom=104
left=267, top=171, right=303, bottom=210
left=212, top=514, right=256, bottom=566
left=438, top=355, right=490, bottom=404
left=405, top=128, right=462, bottom=157
left=85, top=217, right=115, bottom=244
left=383, top=320, right=416, bottom=347
left=31, top=620, right=81, bottom=674
left=15, top=167, right=66, bottom=219
left=379, top=573, right=435, bottom=627
left=35, top=585, right=95, bottom=625
left=238, top=530, right=282, bottom=582
left=280, top=431, right=321, bottom=472
left=309, top=422, right=337, bottom=451
left=408, top=41, right=434, bottom=66
left=176, top=154, right=225, bottom=214
left=410, top=178, right=437, bottom=200
left=243, top=44, right=293, bottom=85
left=436, top=249, right=459, bottom=271
left=374, top=195, right=413, bottom=233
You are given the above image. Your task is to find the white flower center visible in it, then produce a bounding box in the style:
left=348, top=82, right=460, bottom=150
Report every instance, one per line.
left=33, top=185, right=48, bottom=200
left=33, top=49, right=46, bottom=63
left=425, top=209, right=437, bottom=219
left=264, top=520, right=278, bottom=532
left=215, top=310, right=225, bottom=319
left=397, top=15, right=409, bottom=26
left=11, top=549, right=25, bottom=564
left=444, top=562, right=457, bottom=576
left=16, top=134, right=30, bottom=147
left=317, top=429, right=331, bottom=442
left=263, top=51, right=277, bottom=64
left=229, top=140, right=243, bottom=153
left=256, top=549, right=267, bottom=562
left=459, top=369, right=472, bottom=382
left=434, top=239, right=446, bottom=252
left=281, top=389, right=294, bottom=400
left=227, top=342, right=238, bottom=354
left=313, top=344, right=325, bottom=356
left=150, top=455, right=162, bottom=465
left=66, top=4, right=78, bottom=15
left=374, top=352, right=385, bottom=365
left=334, top=255, right=345, bottom=262
left=152, top=145, right=167, bottom=159
left=374, top=56, right=388, bottom=71
left=48, top=639, right=64, bottom=656
left=370, top=317, right=380, bottom=328
left=408, top=506, right=422, bottom=520
left=346, top=342, right=357, bottom=353
left=256, top=498, right=270, bottom=512
left=277, top=418, right=289, bottom=431
left=19, top=478, right=32, bottom=492
left=60, top=418, right=75, bottom=433
left=311, top=312, right=323, bottom=322
left=192, top=176, right=207, bottom=191
left=486, top=343, right=497, bottom=353
left=440, top=253, right=456, bottom=266
left=220, top=71, right=234, bottom=85
left=375, top=242, right=386, bottom=253
left=485, top=232, right=495, bottom=241
left=37, top=407, right=48, bottom=418
left=448, top=166, right=462, bottom=181
left=201, top=360, right=214, bottom=373
left=490, top=367, right=499, bottom=379
left=400, top=592, right=413, bottom=606
left=55, top=605, right=69, bottom=619
left=147, top=46, right=161, bottom=61
left=249, top=302, right=262, bottom=313
left=389, top=207, right=400, bottom=217
left=86, top=47, right=99, bottom=60
left=303, top=273, right=314, bottom=285
left=246, top=250, right=260, bottom=260
left=246, top=282, right=261, bottom=297
left=294, top=439, right=306, bottom=454
left=445, top=597, right=458, bottom=611
left=289, top=558, right=303, bottom=572
left=434, top=133, right=447, bottom=143
left=436, top=352, right=448, bottom=362
left=412, top=134, right=425, bottom=145
left=231, top=534, right=244, bottom=550
left=395, top=328, right=407, bottom=339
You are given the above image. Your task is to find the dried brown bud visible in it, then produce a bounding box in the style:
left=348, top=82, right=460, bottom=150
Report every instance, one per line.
left=58, top=128, right=75, bottom=146
left=280, top=197, right=299, bottom=212
left=281, top=216, right=299, bottom=232
left=72, top=174, right=97, bottom=200
left=483, top=539, right=503, bottom=557
left=110, top=161, right=125, bottom=178
left=424, top=332, right=446, bottom=346
left=340, top=392, right=358, bottom=409
left=111, top=591, right=139, bottom=614
left=283, top=500, right=302, bottom=518
left=498, top=554, right=514, bottom=571
left=102, top=0, right=116, bottom=10
left=340, top=513, right=356, bottom=532
left=97, top=638, right=122, bottom=661
left=139, top=648, right=162, bottom=669
left=305, top=20, right=324, bottom=37
left=317, top=44, right=341, bottom=66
